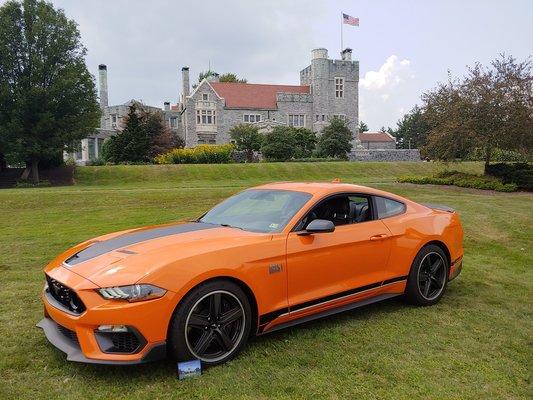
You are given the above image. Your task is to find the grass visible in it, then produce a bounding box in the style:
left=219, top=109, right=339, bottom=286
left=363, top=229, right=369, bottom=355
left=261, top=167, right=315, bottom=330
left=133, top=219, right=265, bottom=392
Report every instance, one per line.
left=0, top=161, right=531, bottom=399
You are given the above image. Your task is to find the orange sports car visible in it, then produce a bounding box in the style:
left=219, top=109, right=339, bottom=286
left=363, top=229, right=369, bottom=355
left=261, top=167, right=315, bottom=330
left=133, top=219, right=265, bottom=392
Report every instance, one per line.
left=38, top=182, right=463, bottom=366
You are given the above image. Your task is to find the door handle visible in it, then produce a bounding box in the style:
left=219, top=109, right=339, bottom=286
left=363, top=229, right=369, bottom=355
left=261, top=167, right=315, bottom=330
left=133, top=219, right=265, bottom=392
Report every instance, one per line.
left=370, top=234, right=388, bottom=241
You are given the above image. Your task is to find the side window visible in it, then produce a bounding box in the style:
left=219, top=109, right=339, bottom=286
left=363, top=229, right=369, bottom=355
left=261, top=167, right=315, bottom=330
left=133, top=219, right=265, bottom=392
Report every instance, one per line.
left=296, top=194, right=373, bottom=231
left=375, top=197, right=405, bottom=219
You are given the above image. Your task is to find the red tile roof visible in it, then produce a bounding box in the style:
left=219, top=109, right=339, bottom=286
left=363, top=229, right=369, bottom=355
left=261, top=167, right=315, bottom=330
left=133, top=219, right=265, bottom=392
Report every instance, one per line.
left=359, top=132, right=396, bottom=142
left=210, top=82, right=310, bottom=110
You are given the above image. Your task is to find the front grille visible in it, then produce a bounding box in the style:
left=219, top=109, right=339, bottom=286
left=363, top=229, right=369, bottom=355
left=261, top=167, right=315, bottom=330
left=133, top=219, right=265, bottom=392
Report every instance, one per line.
left=95, top=331, right=144, bottom=353
left=57, top=323, right=79, bottom=345
left=110, top=332, right=141, bottom=353
left=45, top=275, right=86, bottom=314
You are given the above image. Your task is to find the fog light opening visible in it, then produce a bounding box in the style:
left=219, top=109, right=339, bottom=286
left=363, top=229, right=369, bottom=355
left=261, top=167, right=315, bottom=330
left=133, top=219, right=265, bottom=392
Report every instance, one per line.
left=97, top=325, right=129, bottom=333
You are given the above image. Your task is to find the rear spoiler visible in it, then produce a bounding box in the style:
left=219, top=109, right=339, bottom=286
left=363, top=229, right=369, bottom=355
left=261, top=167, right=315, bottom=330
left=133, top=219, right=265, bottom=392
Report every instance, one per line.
left=422, top=203, right=455, bottom=213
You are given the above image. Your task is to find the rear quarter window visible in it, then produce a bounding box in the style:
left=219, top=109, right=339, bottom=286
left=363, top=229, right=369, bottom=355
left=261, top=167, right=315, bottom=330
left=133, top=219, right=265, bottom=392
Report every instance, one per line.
left=375, top=197, right=405, bottom=219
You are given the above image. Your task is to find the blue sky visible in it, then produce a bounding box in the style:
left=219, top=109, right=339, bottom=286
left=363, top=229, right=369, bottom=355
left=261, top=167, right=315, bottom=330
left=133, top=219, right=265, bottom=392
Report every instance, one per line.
left=6, top=0, right=532, bottom=130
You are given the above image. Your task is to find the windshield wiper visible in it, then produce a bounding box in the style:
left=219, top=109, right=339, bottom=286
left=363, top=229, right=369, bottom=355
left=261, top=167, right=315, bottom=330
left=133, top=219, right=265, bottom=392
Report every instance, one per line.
left=219, top=223, right=244, bottom=230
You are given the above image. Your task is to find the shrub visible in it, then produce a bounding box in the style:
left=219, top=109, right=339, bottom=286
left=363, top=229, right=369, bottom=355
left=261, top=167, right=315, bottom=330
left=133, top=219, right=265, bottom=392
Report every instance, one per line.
left=317, top=117, right=353, bottom=159
left=229, top=124, right=263, bottom=162
left=155, top=144, right=234, bottom=164
left=15, top=179, right=51, bottom=188
left=398, top=171, right=518, bottom=192
left=485, top=163, right=532, bottom=191
left=261, top=127, right=297, bottom=161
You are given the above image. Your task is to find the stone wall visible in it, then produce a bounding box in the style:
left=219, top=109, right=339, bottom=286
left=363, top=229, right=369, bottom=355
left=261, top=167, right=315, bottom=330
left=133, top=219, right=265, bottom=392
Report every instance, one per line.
left=360, top=141, right=397, bottom=150
left=349, top=149, right=421, bottom=162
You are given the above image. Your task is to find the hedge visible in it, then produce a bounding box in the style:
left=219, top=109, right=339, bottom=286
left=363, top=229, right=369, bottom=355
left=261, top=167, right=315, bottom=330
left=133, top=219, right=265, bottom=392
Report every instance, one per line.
left=155, top=144, right=234, bottom=164
left=398, top=171, right=518, bottom=192
left=485, top=163, right=532, bottom=191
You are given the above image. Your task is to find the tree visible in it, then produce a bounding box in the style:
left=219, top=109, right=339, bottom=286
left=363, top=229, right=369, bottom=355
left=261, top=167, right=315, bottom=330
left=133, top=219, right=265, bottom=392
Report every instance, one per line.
left=103, top=104, right=177, bottom=163
left=291, top=127, right=316, bottom=158
left=393, top=105, right=431, bottom=149
left=358, top=121, right=369, bottom=133
left=142, top=110, right=176, bottom=159
left=317, top=117, right=353, bottom=159
left=0, top=0, right=100, bottom=182
left=198, top=70, right=218, bottom=83
left=423, top=55, right=533, bottom=171
left=261, top=126, right=296, bottom=161
left=219, top=73, right=247, bottom=83
left=103, top=104, right=148, bottom=163
left=229, top=124, right=263, bottom=162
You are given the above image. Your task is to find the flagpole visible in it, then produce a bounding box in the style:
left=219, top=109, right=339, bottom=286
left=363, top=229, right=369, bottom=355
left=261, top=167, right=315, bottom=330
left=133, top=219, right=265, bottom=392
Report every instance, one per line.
left=340, top=12, right=344, bottom=52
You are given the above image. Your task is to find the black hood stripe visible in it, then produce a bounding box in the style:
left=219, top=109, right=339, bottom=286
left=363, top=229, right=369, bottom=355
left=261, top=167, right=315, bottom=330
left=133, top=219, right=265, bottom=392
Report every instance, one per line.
left=65, top=222, right=216, bottom=266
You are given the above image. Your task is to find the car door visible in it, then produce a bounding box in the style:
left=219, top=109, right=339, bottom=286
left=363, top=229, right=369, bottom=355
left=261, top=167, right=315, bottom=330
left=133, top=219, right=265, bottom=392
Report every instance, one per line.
left=285, top=194, right=392, bottom=309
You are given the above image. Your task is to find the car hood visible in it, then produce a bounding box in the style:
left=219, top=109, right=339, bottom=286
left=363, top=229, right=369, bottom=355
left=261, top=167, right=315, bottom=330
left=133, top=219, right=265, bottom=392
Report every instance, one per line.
left=46, top=222, right=270, bottom=288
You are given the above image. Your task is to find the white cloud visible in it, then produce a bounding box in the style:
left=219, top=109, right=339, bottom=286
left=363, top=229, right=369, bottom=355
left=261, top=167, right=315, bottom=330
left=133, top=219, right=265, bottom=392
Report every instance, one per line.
left=359, top=55, right=415, bottom=130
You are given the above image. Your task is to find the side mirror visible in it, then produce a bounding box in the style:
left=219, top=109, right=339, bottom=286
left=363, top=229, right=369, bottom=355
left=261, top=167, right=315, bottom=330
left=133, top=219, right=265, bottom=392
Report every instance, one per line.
left=297, top=219, right=335, bottom=236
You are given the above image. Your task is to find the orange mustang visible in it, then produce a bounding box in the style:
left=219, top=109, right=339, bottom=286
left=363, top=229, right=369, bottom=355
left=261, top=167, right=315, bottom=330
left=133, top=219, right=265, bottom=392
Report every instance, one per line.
left=38, top=182, right=463, bottom=366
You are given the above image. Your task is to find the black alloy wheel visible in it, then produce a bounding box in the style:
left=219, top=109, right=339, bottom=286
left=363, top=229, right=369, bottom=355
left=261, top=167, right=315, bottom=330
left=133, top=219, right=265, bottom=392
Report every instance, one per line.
left=185, top=290, right=245, bottom=362
left=405, top=244, right=449, bottom=306
left=168, top=280, right=252, bottom=366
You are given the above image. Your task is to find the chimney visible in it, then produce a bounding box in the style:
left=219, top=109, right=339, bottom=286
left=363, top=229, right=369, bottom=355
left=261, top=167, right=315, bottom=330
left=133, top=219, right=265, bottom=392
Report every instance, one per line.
left=182, top=67, right=190, bottom=99
left=98, top=64, right=108, bottom=108
left=341, top=48, right=352, bottom=61
left=164, top=101, right=170, bottom=111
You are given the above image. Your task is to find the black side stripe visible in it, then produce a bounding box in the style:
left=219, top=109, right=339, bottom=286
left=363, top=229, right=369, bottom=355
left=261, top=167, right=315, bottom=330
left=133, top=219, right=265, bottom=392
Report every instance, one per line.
left=258, top=275, right=408, bottom=328
left=65, top=222, right=216, bottom=266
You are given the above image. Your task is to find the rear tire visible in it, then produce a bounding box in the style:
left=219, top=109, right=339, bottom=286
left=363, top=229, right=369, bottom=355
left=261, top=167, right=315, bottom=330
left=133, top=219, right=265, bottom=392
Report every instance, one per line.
left=168, top=280, right=252, bottom=366
left=405, top=244, right=449, bottom=306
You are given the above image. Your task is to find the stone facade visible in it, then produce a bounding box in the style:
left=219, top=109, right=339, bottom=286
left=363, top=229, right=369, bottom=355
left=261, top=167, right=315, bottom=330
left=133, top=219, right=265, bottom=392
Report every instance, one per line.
left=181, top=48, right=360, bottom=146
left=349, top=149, right=421, bottom=162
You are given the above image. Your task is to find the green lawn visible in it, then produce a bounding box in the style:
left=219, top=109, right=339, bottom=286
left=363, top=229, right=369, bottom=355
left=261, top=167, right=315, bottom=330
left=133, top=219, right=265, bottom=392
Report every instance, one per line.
left=0, top=161, right=531, bottom=399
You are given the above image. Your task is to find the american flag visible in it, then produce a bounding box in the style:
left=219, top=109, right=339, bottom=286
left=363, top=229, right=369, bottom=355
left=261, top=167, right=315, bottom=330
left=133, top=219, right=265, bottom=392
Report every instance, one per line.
left=343, top=13, right=359, bottom=26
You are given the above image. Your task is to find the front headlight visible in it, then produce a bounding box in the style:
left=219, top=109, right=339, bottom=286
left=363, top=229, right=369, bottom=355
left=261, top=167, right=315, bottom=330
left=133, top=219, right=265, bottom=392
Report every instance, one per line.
left=97, top=284, right=166, bottom=302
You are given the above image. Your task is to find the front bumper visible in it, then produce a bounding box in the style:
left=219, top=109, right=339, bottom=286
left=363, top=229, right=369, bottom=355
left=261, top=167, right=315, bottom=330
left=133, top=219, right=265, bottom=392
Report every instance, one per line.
left=37, top=317, right=166, bottom=365
left=38, top=265, right=176, bottom=364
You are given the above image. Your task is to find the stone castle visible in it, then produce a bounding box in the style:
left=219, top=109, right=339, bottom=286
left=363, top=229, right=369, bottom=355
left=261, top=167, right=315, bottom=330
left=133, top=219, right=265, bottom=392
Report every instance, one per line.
left=68, top=48, right=416, bottom=164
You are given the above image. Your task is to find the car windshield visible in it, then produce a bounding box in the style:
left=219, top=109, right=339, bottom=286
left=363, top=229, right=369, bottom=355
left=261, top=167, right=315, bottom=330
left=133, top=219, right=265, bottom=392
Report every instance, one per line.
left=199, top=189, right=312, bottom=233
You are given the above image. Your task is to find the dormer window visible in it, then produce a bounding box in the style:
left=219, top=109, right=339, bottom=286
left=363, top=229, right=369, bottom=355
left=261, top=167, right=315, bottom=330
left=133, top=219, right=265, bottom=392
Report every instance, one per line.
left=202, top=93, right=209, bottom=101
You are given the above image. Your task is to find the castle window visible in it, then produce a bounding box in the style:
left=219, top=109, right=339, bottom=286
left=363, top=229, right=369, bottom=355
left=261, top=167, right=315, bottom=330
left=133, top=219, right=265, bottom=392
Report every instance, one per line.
left=196, top=109, right=216, bottom=125
left=335, top=77, right=344, bottom=98
left=288, top=114, right=305, bottom=127
left=202, top=93, right=209, bottom=101
left=243, top=114, right=261, bottom=123
left=315, top=115, right=319, bottom=122
left=170, top=117, right=178, bottom=128
left=333, top=114, right=346, bottom=121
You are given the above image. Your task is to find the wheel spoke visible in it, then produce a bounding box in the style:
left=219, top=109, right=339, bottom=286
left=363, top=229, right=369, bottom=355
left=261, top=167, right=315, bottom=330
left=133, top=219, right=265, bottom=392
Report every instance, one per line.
left=210, top=293, right=222, bottom=316
left=219, top=307, right=243, bottom=326
left=423, top=279, right=431, bottom=297
left=430, top=259, right=442, bottom=274
left=188, top=313, right=209, bottom=328
left=214, top=328, right=233, bottom=351
left=194, top=331, right=214, bottom=354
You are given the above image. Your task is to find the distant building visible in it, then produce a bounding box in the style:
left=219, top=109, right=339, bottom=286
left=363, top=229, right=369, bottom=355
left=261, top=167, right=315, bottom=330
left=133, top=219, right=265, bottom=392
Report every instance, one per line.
left=359, top=131, right=396, bottom=149
left=66, top=65, right=181, bottom=164
left=179, top=48, right=360, bottom=147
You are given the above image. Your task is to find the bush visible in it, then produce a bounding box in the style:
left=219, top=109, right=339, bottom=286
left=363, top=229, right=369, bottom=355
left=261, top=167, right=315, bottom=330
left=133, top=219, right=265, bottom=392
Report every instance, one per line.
left=485, top=163, right=532, bottom=191
left=261, top=127, right=297, bottom=161
left=398, top=171, right=518, bottom=192
left=317, top=117, right=353, bottom=159
left=155, top=144, right=235, bottom=164
left=229, top=124, right=263, bottom=162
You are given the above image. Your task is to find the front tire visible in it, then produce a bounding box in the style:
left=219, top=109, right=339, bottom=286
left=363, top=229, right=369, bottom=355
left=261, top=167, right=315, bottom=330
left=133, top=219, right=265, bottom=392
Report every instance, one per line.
left=168, top=280, right=252, bottom=366
left=405, top=245, right=449, bottom=306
